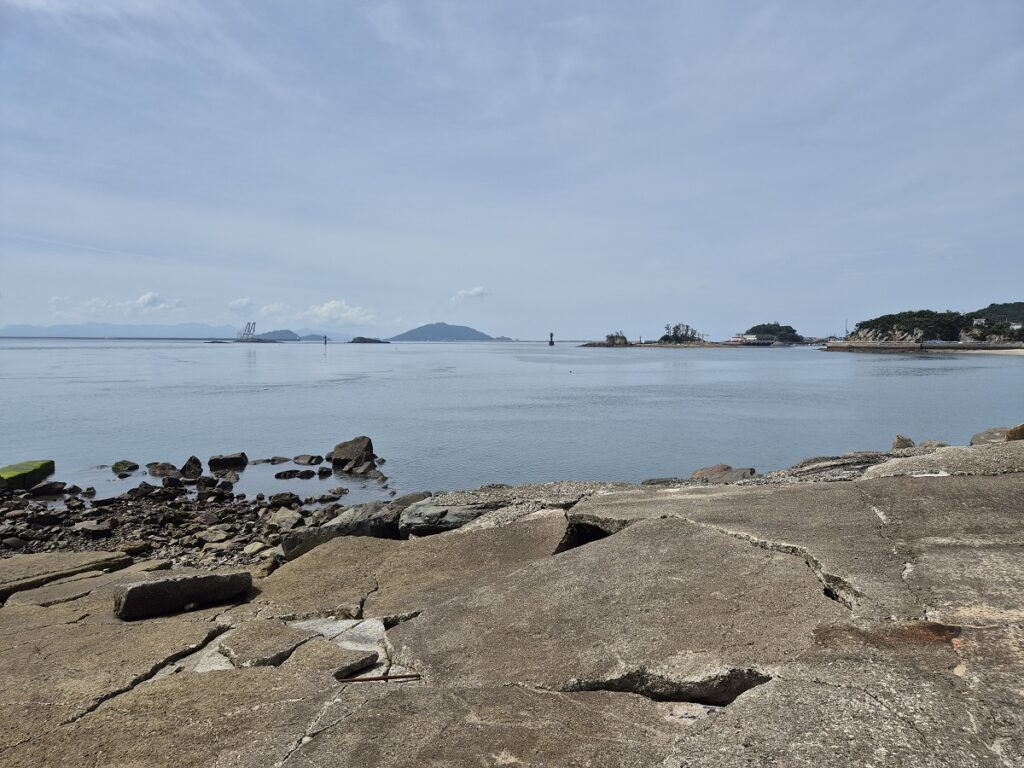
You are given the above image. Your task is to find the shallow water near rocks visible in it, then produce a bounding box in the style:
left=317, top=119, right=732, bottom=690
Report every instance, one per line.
left=1, top=339, right=1021, bottom=499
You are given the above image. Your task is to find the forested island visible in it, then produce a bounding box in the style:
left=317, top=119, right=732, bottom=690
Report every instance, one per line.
left=850, top=303, right=1024, bottom=343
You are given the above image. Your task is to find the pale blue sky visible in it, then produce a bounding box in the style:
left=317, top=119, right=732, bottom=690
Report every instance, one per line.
left=1, top=1, right=1022, bottom=338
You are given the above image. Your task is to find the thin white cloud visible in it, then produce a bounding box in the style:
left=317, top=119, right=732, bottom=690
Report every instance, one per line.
left=259, top=302, right=286, bottom=316
left=227, top=297, right=255, bottom=313
left=55, top=292, right=185, bottom=318
left=450, top=285, right=490, bottom=306
left=300, top=299, right=375, bottom=325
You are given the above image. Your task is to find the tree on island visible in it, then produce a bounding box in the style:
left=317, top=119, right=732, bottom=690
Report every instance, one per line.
left=744, top=322, right=804, bottom=343
left=659, top=323, right=701, bottom=343
left=604, top=331, right=629, bottom=346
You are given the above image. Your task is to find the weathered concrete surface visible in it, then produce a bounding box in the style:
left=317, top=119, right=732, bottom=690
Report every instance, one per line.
left=2, top=450, right=1023, bottom=767
left=0, top=550, right=132, bottom=602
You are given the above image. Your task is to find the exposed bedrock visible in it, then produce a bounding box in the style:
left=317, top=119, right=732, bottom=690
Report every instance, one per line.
left=0, top=462, right=1022, bottom=766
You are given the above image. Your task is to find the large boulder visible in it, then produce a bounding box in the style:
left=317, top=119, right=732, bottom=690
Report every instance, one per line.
left=0, top=459, right=56, bottom=490
left=1007, top=423, right=1024, bottom=442
left=112, top=571, right=253, bottom=620
left=280, top=500, right=402, bottom=560
left=330, top=436, right=375, bottom=469
left=208, top=453, right=248, bottom=471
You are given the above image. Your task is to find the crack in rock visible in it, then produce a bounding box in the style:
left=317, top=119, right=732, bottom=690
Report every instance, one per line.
left=563, top=667, right=772, bottom=706
left=683, top=520, right=862, bottom=610
left=63, top=624, right=230, bottom=723
left=553, top=521, right=614, bottom=554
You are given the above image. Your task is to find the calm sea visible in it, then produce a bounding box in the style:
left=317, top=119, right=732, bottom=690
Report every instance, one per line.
left=2, top=339, right=1021, bottom=501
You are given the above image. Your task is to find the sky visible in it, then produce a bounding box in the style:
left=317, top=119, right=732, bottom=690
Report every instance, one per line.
left=1, top=1, right=1022, bottom=339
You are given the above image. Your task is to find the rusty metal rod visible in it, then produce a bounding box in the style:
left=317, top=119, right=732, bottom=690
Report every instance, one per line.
left=335, top=673, right=422, bottom=683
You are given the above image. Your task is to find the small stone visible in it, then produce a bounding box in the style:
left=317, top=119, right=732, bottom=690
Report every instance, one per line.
left=243, top=541, right=269, bottom=556
left=146, top=462, right=182, bottom=479
left=29, top=481, right=66, bottom=497
left=2, top=536, right=26, bottom=549
left=269, top=492, right=301, bottom=508
left=180, top=455, right=203, bottom=479
left=293, top=454, right=324, bottom=466
left=208, top=453, right=248, bottom=471
left=267, top=508, right=304, bottom=531
left=72, top=519, right=114, bottom=538
left=111, top=460, right=139, bottom=474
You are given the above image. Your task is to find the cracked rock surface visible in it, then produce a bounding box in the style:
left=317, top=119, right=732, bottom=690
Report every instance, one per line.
left=1, top=440, right=1022, bottom=766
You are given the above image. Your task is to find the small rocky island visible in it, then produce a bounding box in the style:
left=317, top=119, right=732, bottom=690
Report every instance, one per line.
left=2, top=426, right=1023, bottom=766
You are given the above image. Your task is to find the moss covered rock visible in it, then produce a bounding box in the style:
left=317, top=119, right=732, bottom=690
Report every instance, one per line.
left=0, top=460, right=56, bottom=490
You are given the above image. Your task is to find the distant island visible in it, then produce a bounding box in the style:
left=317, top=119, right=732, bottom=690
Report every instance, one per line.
left=849, top=303, right=1024, bottom=343
left=389, top=322, right=510, bottom=342
left=349, top=336, right=390, bottom=344
left=742, top=322, right=804, bottom=344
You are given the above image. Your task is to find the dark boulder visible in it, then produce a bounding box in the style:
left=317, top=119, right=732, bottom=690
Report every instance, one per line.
left=296, top=469, right=316, bottom=480
left=208, top=453, right=248, bottom=471
left=330, top=436, right=375, bottom=470
left=180, top=455, right=203, bottom=479
left=1007, top=423, right=1024, bottom=442
left=293, top=455, right=323, bottom=466
left=274, top=469, right=301, bottom=480
left=146, top=462, right=182, bottom=479
left=269, top=492, right=301, bottom=508
left=29, top=481, right=66, bottom=497
left=111, top=460, right=138, bottom=474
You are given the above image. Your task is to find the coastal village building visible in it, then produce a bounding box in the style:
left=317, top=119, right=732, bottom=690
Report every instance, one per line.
left=1011, top=322, right=1023, bottom=331
left=973, top=318, right=988, bottom=327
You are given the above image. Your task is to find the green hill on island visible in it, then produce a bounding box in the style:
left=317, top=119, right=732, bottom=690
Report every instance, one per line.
left=744, top=323, right=804, bottom=343
left=390, top=322, right=496, bottom=342
left=851, top=303, right=1024, bottom=342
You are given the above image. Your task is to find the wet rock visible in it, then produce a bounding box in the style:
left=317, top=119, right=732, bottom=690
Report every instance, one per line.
left=162, top=476, right=184, bottom=489
left=317, top=466, right=332, bottom=478
left=111, top=460, right=138, bottom=474
left=29, top=480, right=66, bottom=496
left=296, top=469, right=316, bottom=480
left=208, top=453, right=248, bottom=471
left=274, top=469, right=301, bottom=480
left=269, top=456, right=291, bottom=465
left=112, top=570, right=252, bottom=620
left=293, top=454, right=323, bottom=466
left=146, top=462, right=182, bottom=479
left=121, top=481, right=158, bottom=500
left=2, top=536, right=26, bottom=549
left=891, top=434, right=915, bottom=450
left=330, top=436, right=375, bottom=469
left=180, top=455, right=203, bottom=479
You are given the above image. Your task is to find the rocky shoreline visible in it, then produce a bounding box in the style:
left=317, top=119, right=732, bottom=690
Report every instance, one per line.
left=1, top=424, right=1023, bottom=766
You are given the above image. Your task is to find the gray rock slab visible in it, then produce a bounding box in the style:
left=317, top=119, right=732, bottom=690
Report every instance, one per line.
left=0, top=550, right=132, bottom=602
left=398, top=499, right=495, bottom=536
left=4, top=667, right=342, bottom=767
left=259, top=509, right=567, bottom=622
left=284, top=636, right=378, bottom=678
left=219, top=619, right=318, bottom=667
left=6, top=560, right=170, bottom=608
left=387, top=517, right=847, bottom=689
left=288, top=686, right=685, bottom=767
left=113, top=571, right=252, bottom=620
left=863, top=440, right=1024, bottom=479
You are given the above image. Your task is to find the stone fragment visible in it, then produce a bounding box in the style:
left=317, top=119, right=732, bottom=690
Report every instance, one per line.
left=219, top=620, right=317, bottom=666
left=208, top=452, right=248, bottom=471
left=891, top=434, right=915, bottom=450
left=72, top=519, right=115, bottom=537
left=283, top=635, right=378, bottom=678
left=112, top=570, right=252, bottom=620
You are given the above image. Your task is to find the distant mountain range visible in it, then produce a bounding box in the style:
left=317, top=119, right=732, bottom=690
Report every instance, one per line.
left=389, top=322, right=511, bottom=342
left=0, top=323, right=350, bottom=341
